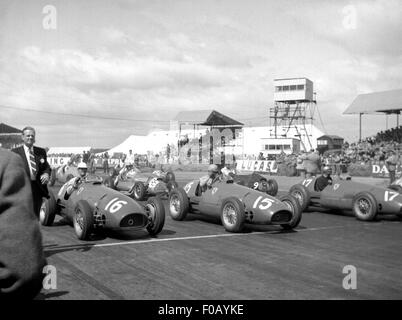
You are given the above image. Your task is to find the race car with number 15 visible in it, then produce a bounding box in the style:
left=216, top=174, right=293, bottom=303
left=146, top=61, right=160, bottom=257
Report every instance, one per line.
left=168, top=178, right=302, bottom=233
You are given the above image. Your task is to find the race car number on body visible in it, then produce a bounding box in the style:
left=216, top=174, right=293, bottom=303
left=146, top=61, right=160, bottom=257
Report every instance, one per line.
left=253, top=196, right=275, bottom=210
left=384, top=190, right=398, bottom=202
left=105, top=197, right=128, bottom=213
left=184, top=181, right=194, bottom=194
left=253, top=182, right=259, bottom=189
left=148, top=177, right=158, bottom=189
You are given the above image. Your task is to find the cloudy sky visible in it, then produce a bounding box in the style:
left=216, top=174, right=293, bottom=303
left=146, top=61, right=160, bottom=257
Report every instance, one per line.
left=0, top=0, right=401, bottom=147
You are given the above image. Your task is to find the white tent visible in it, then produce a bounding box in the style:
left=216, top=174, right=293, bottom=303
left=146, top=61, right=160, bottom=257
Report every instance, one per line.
left=105, top=135, right=153, bottom=155
left=48, top=146, right=91, bottom=155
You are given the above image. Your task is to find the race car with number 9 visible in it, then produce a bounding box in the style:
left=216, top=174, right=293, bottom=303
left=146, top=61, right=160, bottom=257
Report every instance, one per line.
left=105, top=168, right=178, bottom=201
left=40, top=175, right=165, bottom=240
left=289, top=176, right=402, bottom=221
left=168, top=178, right=302, bottom=232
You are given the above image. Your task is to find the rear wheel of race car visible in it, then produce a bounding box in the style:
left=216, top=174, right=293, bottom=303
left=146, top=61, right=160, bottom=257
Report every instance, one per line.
left=73, top=200, right=94, bottom=240
left=103, top=176, right=116, bottom=190
left=165, top=171, right=175, bottom=183
left=289, top=184, right=310, bottom=212
left=266, top=179, right=279, bottom=197
left=146, top=197, right=165, bottom=236
left=279, top=194, right=302, bottom=230
left=66, top=174, right=74, bottom=183
left=166, top=180, right=178, bottom=192
left=39, top=192, right=57, bottom=226
left=352, top=192, right=378, bottom=221
left=133, top=181, right=146, bottom=201
left=49, top=169, right=56, bottom=186
left=169, top=188, right=189, bottom=220
left=220, top=197, right=246, bottom=233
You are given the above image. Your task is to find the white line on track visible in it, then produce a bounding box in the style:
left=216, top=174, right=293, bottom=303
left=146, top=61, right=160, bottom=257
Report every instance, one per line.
left=44, top=224, right=353, bottom=252
left=93, top=225, right=349, bottom=248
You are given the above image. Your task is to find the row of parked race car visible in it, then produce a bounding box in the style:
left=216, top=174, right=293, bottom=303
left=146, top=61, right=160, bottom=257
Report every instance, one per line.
left=40, top=163, right=402, bottom=241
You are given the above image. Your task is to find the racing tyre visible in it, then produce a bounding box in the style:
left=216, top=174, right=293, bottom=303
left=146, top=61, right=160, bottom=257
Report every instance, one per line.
left=39, top=192, right=57, bottom=226
left=103, top=176, right=116, bottom=190
left=167, top=180, right=178, bottom=192
left=133, top=181, right=146, bottom=201
left=289, top=184, right=310, bottom=212
left=352, top=192, right=378, bottom=221
left=146, top=197, right=165, bottom=235
left=266, top=179, right=279, bottom=197
left=73, top=200, right=94, bottom=240
left=165, top=171, right=175, bottom=182
left=49, top=169, right=56, bottom=186
left=169, top=188, right=189, bottom=220
left=279, top=194, right=302, bottom=230
left=66, top=174, right=74, bottom=183
left=220, top=197, right=246, bottom=233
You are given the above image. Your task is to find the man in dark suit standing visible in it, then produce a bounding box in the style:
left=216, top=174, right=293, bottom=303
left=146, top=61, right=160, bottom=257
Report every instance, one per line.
left=12, top=126, right=51, bottom=218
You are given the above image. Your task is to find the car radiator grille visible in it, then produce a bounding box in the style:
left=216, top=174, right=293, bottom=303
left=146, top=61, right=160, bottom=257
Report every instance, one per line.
left=120, top=214, right=148, bottom=228
left=271, top=211, right=292, bottom=223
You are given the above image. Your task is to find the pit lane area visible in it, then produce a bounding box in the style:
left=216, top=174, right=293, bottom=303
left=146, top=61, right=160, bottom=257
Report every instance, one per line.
left=38, top=173, right=402, bottom=300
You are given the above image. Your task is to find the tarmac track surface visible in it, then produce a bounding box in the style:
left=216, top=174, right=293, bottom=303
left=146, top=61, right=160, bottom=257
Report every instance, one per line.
left=37, top=173, right=402, bottom=300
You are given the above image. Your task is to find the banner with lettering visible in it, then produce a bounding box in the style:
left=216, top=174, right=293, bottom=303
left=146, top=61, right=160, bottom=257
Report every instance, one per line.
left=48, top=157, right=71, bottom=168
left=371, top=164, right=402, bottom=179
left=49, top=157, right=122, bottom=169
left=236, top=160, right=278, bottom=174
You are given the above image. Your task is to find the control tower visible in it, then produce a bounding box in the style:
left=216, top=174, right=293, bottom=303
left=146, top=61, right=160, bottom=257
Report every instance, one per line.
left=270, top=77, right=317, bottom=151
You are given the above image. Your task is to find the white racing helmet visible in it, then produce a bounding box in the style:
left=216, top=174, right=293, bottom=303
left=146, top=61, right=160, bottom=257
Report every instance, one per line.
left=77, top=162, right=88, bottom=169
left=208, top=164, right=219, bottom=173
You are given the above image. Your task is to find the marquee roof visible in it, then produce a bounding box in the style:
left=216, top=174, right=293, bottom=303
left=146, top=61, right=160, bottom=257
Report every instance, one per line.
left=344, top=89, right=402, bottom=115
left=174, top=109, right=243, bottom=126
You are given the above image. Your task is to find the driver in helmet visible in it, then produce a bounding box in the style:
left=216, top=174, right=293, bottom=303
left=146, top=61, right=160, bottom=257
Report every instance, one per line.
left=221, top=163, right=237, bottom=180
left=199, top=164, right=223, bottom=192
left=315, top=166, right=333, bottom=192
left=64, top=162, right=88, bottom=199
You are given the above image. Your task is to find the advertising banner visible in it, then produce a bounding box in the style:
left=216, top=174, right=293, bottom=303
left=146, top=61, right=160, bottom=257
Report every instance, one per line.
left=49, top=157, right=121, bottom=169
left=48, top=157, right=71, bottom=168
left=371, top=164, right=402, bottom=179
left=236, top=160, right=278, bottom=174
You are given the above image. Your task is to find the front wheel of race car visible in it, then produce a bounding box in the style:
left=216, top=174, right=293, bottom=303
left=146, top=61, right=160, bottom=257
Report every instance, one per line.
left=352, top=192, right=378, bottom=221
left=73, top=200, right=94, bottom=240
left=132, top=181, right=146, bottom=201
left=266, top=179, right=279, bottom=197
left=289, top=184, right=310, bottom=212
left=169, top=188, right=189, bottom=220
left=146, top=197, right=165, bottom=236
left=103, top=176, right=116, bottom=190
left=220, top=197, right=246, bottom=233
left=39, top=192, right=57, bottom=226
left=279, top=194, right=302, bottom=230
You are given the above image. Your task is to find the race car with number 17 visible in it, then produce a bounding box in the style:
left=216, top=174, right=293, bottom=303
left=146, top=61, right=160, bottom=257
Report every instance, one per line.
left=289, top=176, right=402, bottom=221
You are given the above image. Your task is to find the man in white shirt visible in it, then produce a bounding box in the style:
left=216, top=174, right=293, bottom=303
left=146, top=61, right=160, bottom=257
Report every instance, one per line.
left=12, top=127, right=51, bottom=218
